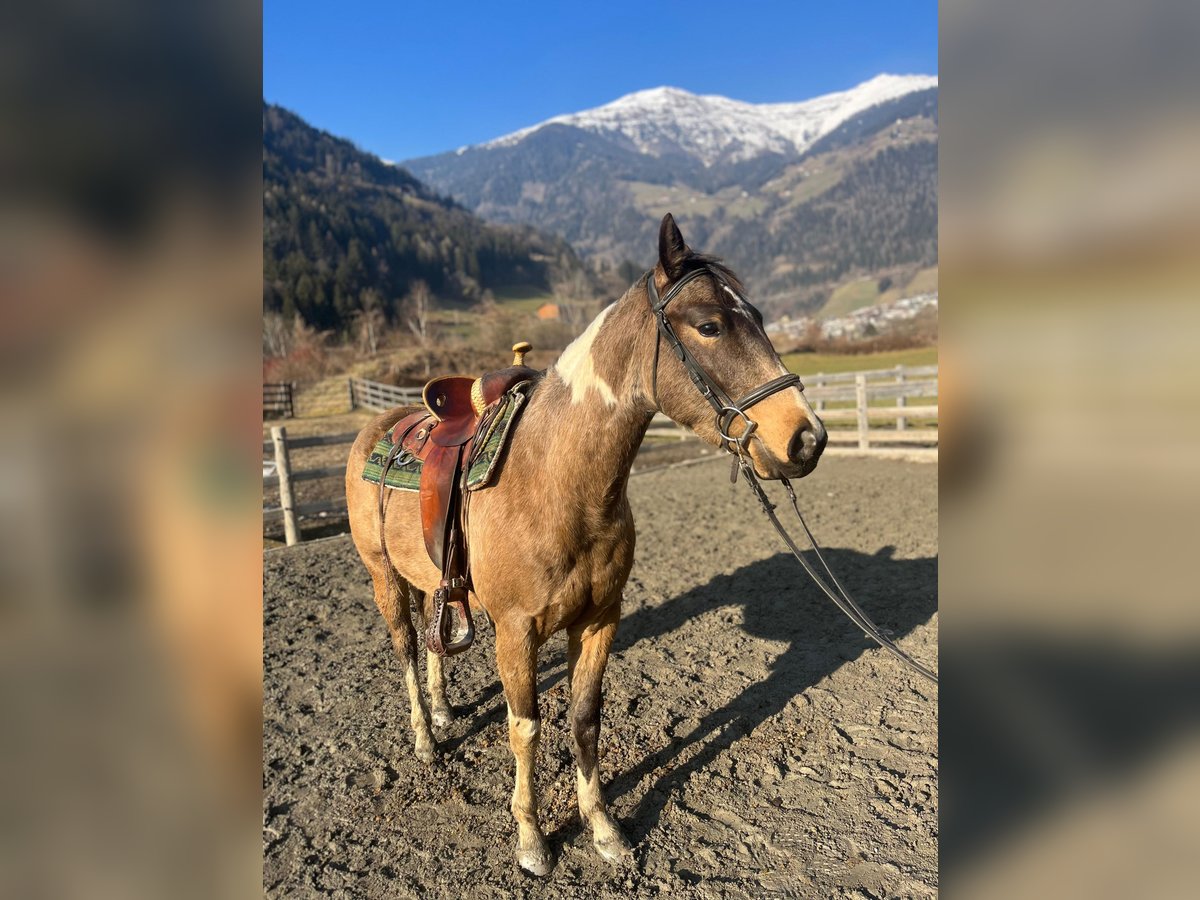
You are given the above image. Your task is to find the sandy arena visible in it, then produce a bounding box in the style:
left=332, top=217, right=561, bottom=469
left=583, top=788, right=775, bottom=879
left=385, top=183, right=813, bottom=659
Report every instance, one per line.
left=264, top=454, right=938, bottom=898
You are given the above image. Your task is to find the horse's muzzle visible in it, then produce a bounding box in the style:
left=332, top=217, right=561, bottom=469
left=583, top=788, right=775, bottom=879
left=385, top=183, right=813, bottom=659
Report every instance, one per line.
left=783, top=419, right=827, bottom=477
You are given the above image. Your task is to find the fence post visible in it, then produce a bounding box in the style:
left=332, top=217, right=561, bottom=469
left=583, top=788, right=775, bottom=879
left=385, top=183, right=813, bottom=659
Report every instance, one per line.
left=271, top=425, right=300, bottom=546
left=815, top=372, right=825, bottom=412
left=895, top=366, right=907, bottom=431
left=347, top=377, right=356, bottom=411
left=855, top=373, right=870, bottom=450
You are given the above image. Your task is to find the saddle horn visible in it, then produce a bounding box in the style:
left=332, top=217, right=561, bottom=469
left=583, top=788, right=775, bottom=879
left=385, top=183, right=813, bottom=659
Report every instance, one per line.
left=472, top=340, right=536, bottom=414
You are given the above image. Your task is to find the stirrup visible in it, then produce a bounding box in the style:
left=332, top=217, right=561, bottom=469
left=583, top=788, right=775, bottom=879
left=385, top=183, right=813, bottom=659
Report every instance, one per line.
left=426, top=579, right=475, bottom=656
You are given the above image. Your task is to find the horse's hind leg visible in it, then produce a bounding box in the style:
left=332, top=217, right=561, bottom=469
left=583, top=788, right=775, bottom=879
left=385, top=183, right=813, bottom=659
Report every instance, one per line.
left=371, top=569, right=436, bottom=764
left=568, top=602, right=631, bottom=863
left=415, top=590, right=454, bottom=728
left=425, top=651, right=454, bottom=727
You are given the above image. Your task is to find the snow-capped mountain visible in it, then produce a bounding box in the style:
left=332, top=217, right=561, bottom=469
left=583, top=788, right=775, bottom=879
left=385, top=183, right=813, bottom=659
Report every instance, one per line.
left=482, top=74, right=936, bottom=166
left=405, top=74, right=938, bottom=315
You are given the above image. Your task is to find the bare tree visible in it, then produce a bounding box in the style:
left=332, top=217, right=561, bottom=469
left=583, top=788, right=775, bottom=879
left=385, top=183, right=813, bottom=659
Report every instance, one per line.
left=559, top=302, right=594, bottom=331
left=403, top=280, right=437, bottom=376
left=352, top=289, right=386, bottom=355
left=263, top=311, right=291, bottom=358
left=550, top=268, right=593, bottom=305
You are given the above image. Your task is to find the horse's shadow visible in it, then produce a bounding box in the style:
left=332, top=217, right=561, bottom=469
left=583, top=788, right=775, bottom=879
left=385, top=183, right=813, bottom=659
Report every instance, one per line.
left=435, top=547, right=937, bottom=845
left=607, top=547, right=938, bottom=842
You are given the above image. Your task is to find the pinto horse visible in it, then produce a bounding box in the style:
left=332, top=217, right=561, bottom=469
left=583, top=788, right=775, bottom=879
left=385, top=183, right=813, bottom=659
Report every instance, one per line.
left=345, top=214, right=827, bottom=875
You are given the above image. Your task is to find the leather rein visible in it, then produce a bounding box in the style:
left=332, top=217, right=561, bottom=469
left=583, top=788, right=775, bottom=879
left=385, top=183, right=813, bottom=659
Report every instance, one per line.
left=646, top=268, right=939, bottom=685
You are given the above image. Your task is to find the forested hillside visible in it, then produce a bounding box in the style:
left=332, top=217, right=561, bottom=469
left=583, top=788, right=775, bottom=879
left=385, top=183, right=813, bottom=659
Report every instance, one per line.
left=263, top=103, right=585, bottom=332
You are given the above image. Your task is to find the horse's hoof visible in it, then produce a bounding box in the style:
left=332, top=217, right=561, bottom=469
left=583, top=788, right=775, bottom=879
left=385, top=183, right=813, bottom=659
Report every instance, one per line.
left=516, top=844, right=553, bottom=877
left=415, top=743, right=437, bottom=765
left=431, top=707, right=454, bottom=728
left=594, top=830, right=632, bottom=864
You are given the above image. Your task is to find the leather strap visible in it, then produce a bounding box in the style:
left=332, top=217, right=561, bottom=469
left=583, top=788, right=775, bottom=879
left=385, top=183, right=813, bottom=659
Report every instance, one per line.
left=377, top=415, right=429, bottom=620
left=734, top=454, right=939, bottom=684
left=646, top=268, right=802, bottom=452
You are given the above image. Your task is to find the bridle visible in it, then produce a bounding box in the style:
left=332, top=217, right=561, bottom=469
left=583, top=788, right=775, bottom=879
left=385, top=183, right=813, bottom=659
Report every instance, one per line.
left=647, top=266, right=801, bottom=457
left=645, top=267, right=939, bottom=685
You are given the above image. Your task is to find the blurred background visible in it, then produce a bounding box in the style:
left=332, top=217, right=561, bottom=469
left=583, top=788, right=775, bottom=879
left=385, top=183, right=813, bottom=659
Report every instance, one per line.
left=0, top=0, right=1197, bottom=896
left=941, top=0, right=1200, bottom=896
left=1, top=1, right=262, bottom=896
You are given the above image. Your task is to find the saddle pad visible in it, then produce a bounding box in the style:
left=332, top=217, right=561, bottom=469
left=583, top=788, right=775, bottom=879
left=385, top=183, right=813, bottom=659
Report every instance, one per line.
left=360, top=383, right=529, bottom=493
left=466, top=383, right=528, bottom=491
left=361, top=436, right=424, bottom=490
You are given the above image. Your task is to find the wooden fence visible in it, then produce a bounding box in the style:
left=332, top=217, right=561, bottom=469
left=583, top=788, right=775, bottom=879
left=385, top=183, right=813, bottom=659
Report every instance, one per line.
left=263, top=426, right=358, bottom=546
left=262, top=382, right=295, bottom=419
left=804, top=364, right=938, bottom=453
left=349, top=377, right=423, bottom=412
left=264, top=365, right=937, bottom=544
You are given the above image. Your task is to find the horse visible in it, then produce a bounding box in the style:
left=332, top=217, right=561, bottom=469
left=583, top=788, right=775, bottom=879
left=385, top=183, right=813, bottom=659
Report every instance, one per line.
left=344, top=213, right=827, bottom=875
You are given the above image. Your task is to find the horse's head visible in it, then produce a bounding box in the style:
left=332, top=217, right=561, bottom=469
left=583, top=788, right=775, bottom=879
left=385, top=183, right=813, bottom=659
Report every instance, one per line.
left=646, top=214, right=826, bottom=479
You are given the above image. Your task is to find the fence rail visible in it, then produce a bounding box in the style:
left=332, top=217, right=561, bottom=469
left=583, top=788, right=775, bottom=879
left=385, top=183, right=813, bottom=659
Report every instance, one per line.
left=263, top=425, right=358, bottom=545
left=264, top=364, right=937, bottom=544
left=802, top=364, right=937, bottom=385
left=262, top=382, right=295, bottom=419
left=348, top=378, right=423, bottom=412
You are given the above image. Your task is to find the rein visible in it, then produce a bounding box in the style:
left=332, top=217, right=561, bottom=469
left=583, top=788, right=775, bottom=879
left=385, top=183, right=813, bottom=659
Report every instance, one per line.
left=646, top=269, right=939, bottom=685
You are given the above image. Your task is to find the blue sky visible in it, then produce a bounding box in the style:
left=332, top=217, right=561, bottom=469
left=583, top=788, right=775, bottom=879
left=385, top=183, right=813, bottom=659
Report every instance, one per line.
left=264, top=1, right=937, bottom=162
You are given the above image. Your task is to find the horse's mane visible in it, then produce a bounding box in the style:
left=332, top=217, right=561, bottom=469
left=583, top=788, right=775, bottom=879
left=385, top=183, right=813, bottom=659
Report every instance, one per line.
left=679, top=252, right=746, bottom=297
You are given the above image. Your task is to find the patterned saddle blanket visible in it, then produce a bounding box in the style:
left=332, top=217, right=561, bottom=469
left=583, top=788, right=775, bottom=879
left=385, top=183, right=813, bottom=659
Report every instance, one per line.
left=360, top=383, right=529, bottom=493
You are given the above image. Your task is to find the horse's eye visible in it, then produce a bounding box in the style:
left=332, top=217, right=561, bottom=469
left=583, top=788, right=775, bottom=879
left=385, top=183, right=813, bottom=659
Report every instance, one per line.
left=697, top=322, right=721, bottom=338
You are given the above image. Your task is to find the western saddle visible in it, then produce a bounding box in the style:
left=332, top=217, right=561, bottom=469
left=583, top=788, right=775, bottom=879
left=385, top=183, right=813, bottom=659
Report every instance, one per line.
left=379, top=342, right=538, bottom=656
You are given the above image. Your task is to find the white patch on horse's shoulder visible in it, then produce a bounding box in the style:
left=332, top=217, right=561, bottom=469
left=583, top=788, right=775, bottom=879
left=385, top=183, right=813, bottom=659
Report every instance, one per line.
left=554, top=302, right=618, bottom=406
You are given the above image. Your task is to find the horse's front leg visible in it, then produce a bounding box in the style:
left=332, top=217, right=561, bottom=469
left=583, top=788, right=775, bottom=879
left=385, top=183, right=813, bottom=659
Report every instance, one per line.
left=496, top=621, right=552, bottom=876
left=568, top=601, right=632, bottom=863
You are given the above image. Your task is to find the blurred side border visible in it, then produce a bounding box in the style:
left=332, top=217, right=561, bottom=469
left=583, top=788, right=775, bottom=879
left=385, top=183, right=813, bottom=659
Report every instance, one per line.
left=1, top=1, right=263, bottom=897
left=942, top=0, right=1200, bottom=896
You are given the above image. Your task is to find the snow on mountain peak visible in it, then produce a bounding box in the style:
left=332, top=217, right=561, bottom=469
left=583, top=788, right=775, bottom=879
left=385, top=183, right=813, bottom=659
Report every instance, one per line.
left=481, top=74, right=937, bottom=165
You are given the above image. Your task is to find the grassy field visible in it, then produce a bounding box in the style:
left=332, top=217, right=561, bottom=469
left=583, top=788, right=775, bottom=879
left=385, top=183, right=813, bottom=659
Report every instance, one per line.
left=625, top=180, right=768, bottom=220
left=902, top=266, right=939, bottom=296
left=488, top=285, right=557, bottom=313
left=774, top=164, right=844, bottom=209
left=819, top=266, right=939, bottom=319
left=781, top=345, right=937, bottom=375
left=820, top=278, right=882, bottom=318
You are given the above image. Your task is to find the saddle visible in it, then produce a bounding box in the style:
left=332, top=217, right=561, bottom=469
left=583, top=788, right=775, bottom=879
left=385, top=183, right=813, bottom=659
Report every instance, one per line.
left=380, top=342, right=538, bottom=656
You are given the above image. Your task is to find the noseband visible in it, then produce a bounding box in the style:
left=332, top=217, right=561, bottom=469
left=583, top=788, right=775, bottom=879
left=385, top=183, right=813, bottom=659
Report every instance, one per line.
left=646, top=267, right=801, bottom=455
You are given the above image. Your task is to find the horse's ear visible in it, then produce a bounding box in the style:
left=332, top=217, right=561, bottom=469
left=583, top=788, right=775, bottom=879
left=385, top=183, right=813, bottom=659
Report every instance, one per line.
left=658, top=213, right=690, bottom=282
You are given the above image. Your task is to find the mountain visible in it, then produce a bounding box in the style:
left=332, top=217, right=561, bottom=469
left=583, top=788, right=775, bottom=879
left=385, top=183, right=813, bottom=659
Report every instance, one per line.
left=263, top=103, right=585, bottom=333
left=480, top=74, right=936, bottom=165
left=406, top=75, right=937, bottom=317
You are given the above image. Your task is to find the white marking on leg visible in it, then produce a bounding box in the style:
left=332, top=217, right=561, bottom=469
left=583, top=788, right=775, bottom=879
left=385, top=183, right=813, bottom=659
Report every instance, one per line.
left=554, top=302, right=617, bottom=406
left=577, top=766, right=629, bottom=856
left=505, top=704, right=549, bottom=870
left=507, top=706, right=540, bottom=821
left=577, top=767, right=603, bottom=818
left=427, top=651, right=452, bottom=726
left=507, top=703, right=540, bottom=745
left=406, top=662, right=435, bottom=759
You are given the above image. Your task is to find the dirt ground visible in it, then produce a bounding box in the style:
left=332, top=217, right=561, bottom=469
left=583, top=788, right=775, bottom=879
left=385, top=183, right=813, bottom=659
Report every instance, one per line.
left=263, top=455, right=938, bottom=898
